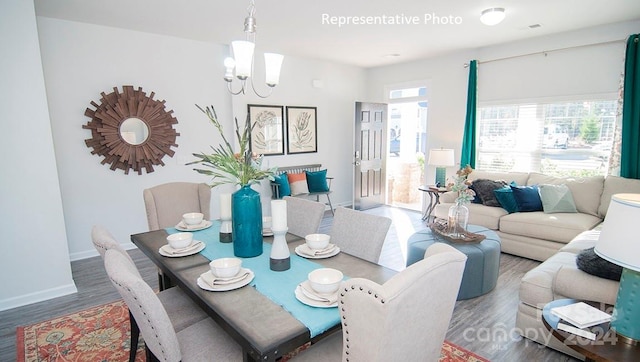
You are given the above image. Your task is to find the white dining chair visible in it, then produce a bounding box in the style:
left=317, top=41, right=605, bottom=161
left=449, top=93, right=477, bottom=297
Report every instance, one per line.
left=328, top=207, right=392, bottom=263
left=91, top=225, right=207, bottom=362
left=292, top=243, right=467, bottom=361
left=283, top=196, right=326, bottom=238
left=143, top=182, right=211, bottom=230
left=104, top=249, right=242, bottom=362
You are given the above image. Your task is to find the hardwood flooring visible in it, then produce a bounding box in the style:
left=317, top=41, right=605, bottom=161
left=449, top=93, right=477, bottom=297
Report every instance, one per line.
left=0, top=206, right=578, bottom=361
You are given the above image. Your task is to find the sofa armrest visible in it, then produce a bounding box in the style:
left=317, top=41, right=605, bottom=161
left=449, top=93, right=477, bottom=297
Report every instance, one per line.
left=553, top=266, right=619, bottom=305
left=439, top=191, right=457, bottom=203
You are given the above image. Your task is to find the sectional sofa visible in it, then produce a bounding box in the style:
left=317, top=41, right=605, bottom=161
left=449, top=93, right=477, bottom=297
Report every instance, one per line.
left=433, top=170, right=640, bottom=358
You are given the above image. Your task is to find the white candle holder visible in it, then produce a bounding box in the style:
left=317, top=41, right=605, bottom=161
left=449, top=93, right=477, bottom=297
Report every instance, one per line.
left=270, top=227, right=290, bottom=271
left=219, top=217, right=232, bottom=243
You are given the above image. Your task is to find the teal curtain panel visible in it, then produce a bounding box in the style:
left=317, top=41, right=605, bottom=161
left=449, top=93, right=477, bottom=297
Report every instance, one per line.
left=621, top=34, right=640, bottom=179
left=460, top=60, right=478, bottom=169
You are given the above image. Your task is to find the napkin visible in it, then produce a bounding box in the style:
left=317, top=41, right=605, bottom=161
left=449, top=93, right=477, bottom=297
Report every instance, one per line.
left=200, top=269, right=250, bottom=287
left=302, top=244, right=337, bottom=257
left=300, top=282, right=338, bottom=304
left=163, top=241, right=202, bottom=255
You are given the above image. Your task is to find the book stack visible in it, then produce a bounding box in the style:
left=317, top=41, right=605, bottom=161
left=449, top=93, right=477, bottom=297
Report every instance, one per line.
left=550, top=302, right=611, bottom=329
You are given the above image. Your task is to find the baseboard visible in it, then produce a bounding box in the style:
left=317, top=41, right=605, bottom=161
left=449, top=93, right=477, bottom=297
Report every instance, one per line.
left=69, top=242, right=138, bottom=261
left=0, top=283, right=78, bottom=312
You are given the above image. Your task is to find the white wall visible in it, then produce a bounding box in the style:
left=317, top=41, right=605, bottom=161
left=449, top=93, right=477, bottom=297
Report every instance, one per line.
left=37, top=17, right=365, bottom=262
left=0, top=1, right=76, bottom=311
left=365, top=20, right=640, bottom=183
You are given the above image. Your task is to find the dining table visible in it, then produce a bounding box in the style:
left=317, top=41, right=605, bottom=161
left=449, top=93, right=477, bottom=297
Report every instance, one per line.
left=131, top=220, right=397, bottom=362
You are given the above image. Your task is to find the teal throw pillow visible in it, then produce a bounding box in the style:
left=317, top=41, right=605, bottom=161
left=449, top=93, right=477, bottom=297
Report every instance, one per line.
left=305, top=169, right=330, bottom=193
left=510, top=184, right=543, bottom=212
left=494, top=186, right=519, bottom=213
left=273, top=172, right=291, bottom=198
left=539, top=184, right=578, bottom=213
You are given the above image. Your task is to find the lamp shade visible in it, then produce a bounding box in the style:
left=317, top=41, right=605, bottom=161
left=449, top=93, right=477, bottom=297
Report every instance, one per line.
left=428, top=149, right=455, bottom=167
left=264, top=53, right=284, bottom=86
left=595, top=193, right=640, bottom=272
left=480, top=8, right=505, bottom=26
left=231, top=40, right=255, bottom=79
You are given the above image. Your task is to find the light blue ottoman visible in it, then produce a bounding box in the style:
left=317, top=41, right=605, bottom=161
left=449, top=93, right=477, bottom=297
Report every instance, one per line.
left=406, top=225, right=501, bottom=300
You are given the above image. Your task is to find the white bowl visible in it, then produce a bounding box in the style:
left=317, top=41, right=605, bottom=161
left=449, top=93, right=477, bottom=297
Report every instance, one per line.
left=305, top=234, right=330, bottom=250
left=182, top=212, right=204, bottom=225
left=308, top=268, right=343, bottom=295
left=210, top=257, right=242, bottom=278
left=166, top=232, right=193, bottom=249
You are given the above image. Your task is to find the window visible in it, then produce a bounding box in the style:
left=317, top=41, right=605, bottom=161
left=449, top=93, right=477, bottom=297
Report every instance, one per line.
left=476, top=99, right=616, bottom=177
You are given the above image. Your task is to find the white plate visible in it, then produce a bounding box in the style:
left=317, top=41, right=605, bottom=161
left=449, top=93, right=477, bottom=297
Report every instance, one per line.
left=159, top=241, right=205, bottom=257
left=295, top=283, right=338, bottom=308
left=294, top=244, right=340, bottom=259
left=262, top=228, right=273, bottom=237
left=175, top=220, right=213, bottom=232
left=197, top=269, right=255, bottom=292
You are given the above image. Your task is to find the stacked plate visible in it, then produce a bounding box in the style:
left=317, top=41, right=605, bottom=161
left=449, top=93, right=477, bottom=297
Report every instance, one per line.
left=295, top=243, right=340, bottom=259
left=197, top=268, right=255, bottom=292
left=159, top=240, right=205, bottom=257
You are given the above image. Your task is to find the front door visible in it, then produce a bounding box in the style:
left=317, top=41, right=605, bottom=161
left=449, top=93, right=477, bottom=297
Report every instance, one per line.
left=354, top=102, right=387, bottom=210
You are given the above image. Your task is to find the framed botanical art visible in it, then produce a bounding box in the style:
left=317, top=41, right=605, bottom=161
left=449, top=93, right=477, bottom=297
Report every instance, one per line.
left=247, top=104, right=285, bottom=156
left=286, top=106, right=317, bottom=154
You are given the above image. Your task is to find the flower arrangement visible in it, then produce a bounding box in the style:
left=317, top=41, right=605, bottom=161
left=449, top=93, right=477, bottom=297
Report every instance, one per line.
left=189, top=105, right=276, bottom=187
left=449, top=165, right=475, bottom=205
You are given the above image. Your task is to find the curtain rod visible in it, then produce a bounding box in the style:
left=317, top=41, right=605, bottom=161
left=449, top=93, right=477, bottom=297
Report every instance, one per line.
left=463, top=38, right=626, bottom=68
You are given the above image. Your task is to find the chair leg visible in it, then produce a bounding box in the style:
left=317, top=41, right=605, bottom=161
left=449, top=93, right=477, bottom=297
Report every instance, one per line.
left=129, top=310, right=139, bottom=362
left=326, top=194, right=335, bottom=215
left=145, top=345, right=160, bottom=362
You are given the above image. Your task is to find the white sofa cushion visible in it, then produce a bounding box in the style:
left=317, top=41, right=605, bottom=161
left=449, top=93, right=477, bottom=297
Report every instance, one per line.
left=499, top=211, right=602, bottom=243
left=527, top=173, right=604, bottom=217
left=598, top=175, right=640, bottom=217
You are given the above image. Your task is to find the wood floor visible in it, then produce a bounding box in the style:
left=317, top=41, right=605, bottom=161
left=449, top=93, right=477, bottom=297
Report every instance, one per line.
left=1, top=206, right=579, bottom=361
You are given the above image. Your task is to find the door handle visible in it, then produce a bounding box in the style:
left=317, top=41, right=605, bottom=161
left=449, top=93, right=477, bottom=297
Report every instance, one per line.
left=354, top=161, right=361, bottom=166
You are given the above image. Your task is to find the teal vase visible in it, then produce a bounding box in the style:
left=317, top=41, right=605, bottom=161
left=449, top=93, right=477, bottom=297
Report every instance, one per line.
left=232, top=185, right=263, bottom=257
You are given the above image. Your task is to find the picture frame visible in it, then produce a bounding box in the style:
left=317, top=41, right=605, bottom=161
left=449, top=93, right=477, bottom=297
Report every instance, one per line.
left=247, top=104, right=285, bottom=156
left=286, top=106, right=317, bottom=154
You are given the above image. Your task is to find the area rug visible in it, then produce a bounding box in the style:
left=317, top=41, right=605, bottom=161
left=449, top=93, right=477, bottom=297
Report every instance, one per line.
left=17, top=300, right=489, bottom=361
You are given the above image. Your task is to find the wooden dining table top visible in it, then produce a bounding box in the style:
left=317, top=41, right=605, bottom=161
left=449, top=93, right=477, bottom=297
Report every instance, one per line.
left=131, top=228, right=397, bottom=362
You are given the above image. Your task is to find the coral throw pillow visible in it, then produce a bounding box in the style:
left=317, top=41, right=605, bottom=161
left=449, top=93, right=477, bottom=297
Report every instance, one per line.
left=287, top=172, right=309, bottom=196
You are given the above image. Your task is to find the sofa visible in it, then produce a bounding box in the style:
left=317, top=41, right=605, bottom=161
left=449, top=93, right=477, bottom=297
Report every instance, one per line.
left=434, top=170, right=640, bottom=358
left=433, top=170, right=640, bottom=261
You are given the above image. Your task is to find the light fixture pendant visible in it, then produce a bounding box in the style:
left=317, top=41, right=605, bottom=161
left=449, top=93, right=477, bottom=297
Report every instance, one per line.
left=480, top=8, right=505, bottom=26
left=224, top=0, right=283, bottom=98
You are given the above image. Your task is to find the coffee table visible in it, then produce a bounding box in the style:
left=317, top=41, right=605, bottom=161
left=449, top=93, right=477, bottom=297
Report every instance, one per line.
left=406, top=225, right=500, bottom=300
left=542, top=298, right=640, bottom=362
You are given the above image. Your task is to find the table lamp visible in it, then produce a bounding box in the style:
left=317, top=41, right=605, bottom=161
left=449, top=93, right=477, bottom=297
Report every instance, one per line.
left=428, top=148, right=455, bottom=187
left=594, top=193, right=640, bottom=344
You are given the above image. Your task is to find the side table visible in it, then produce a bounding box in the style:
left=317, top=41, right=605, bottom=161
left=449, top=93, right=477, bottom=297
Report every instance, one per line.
left=418, top=185, right=447, bottom=221
left=542, top=298, right=640, bottom=362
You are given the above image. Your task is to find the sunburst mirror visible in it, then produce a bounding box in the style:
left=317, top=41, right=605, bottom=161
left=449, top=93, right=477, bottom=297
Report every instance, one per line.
left=83, top=86, right=179, bottom=174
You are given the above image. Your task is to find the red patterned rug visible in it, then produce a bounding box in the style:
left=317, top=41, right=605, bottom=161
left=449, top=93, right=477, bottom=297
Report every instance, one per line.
left=17, top=300, right=489, bottom=361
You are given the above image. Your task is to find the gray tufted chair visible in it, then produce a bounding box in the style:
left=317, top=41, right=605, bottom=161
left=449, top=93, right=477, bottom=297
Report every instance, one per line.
left=283, top=196, right=326, bottom=238
left=329, top=207, right=392, bottom=264
left=292, top=243, right=467, bottom=361
left=92, top=225, right=207, bottom=362
left=143, top=182, right=211, bottom=230
left=104, top=249, right=242, bottom=362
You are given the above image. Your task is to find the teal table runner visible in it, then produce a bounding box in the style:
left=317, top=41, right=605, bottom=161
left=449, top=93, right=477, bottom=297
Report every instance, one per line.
left=166, top=221, right=340, bottom=337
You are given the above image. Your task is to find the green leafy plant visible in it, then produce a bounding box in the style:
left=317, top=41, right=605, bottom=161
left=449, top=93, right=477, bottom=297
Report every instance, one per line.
left=189, top=105, right=276, bottom=187
left=450, top=165, right=476, bottom=205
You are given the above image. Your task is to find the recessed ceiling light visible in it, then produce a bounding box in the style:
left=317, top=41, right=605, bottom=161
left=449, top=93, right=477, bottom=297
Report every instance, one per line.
left=480, top=8, right=505, bottom=26
left=384, top=54, right=401, bottom=58
left=528, top=24, right=542, bottom=29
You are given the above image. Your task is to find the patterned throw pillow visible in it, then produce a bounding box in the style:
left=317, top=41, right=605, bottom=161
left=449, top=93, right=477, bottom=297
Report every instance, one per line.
left=287, top=172, right=309, bottom=196
left=305, top=169, right=330, bottom=193
left=538, top=184, right=577, bottom=213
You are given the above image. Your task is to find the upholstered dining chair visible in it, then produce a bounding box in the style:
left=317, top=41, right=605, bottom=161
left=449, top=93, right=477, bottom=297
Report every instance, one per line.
left=328, top=207, right=392, bottom=263
left=91, top=225, right=207, bottom=362
left=104, top=249, right=242, bottom=362
left=143, top=182, right=211, bottom=230
left=292, top=243, right=467, bottom=361
left=283, top=196, right=326, bottom=238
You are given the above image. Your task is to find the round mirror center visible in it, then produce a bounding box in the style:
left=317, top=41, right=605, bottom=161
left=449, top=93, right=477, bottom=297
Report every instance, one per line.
left=120, top=117, right=149, bottom=145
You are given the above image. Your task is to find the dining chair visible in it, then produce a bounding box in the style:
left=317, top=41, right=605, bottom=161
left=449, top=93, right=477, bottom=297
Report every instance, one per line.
left=328, top=207, right=392, bottom=263
left=292, top=243, right=468, bottom=361
left=283, top=196, right=326, bottom=238
left=91, top=225, right=207, bottom=362
left=104, top=249, right=242, bottom=362
left=143, top=182, right=211, bottom=230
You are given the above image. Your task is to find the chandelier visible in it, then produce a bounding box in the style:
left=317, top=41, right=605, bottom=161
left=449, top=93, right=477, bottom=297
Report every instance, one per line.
left=223, top=0, right=284, bottom=98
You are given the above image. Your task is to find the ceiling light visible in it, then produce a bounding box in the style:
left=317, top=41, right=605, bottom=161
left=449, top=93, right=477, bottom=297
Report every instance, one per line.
left=480, top=8, right=505, bottom=26
left=224, top=0, right=283, bottom=98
